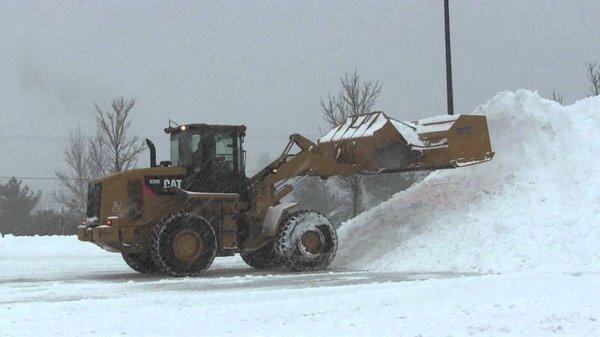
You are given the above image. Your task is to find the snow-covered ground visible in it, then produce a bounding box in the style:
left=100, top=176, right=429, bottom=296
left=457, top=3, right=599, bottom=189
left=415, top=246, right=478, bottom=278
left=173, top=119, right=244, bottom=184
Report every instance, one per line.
left=1, top=90, right=599, bottom=336
left=1, top=236, right=598, bottom=336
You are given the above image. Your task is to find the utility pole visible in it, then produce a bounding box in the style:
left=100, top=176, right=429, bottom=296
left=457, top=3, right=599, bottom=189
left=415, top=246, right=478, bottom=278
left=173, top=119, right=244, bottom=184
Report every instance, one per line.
left=444, top=0, right=454, bottom=115
left=61, top=207, right=65, bottom=235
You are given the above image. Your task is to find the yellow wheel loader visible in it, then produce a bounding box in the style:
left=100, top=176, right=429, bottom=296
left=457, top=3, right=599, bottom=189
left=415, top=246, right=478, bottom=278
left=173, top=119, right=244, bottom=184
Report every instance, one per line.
left=78, top=111, right=494, bottom=276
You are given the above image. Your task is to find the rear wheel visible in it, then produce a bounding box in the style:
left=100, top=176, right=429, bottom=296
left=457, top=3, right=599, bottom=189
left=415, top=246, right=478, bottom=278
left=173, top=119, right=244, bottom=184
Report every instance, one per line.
left=275, top=210, right=338, bottom=271
left=150, top=213, right=217, bottom=277
left=121, top=251, right=157, bottom=274
left=240, top=243, right=280, bottom=269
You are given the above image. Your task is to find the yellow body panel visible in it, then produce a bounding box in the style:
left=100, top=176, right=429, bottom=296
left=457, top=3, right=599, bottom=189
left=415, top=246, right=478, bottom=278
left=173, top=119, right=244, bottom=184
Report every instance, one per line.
left=80, top=165, right=239, bottom=255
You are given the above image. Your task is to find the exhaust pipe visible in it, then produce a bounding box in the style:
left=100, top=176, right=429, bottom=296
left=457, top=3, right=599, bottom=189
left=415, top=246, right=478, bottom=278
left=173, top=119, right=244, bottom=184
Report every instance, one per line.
left=145, top=139, right=157, bottom=167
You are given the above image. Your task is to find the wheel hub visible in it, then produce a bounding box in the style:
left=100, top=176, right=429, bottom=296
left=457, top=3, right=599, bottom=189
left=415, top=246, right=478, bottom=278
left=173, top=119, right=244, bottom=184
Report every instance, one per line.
left=172, top=229, right=204, bottom=263
left=299, top=229, right=325, bottom=257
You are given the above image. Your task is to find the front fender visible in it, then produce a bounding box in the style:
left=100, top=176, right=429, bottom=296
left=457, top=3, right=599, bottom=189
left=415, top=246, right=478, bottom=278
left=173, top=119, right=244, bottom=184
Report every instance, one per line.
left=261, top=202, right=299, bottom=237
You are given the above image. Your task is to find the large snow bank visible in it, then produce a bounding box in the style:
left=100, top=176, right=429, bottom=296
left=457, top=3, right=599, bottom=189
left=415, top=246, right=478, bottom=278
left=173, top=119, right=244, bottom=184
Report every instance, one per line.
left=335, top=90, right=600, bottom=273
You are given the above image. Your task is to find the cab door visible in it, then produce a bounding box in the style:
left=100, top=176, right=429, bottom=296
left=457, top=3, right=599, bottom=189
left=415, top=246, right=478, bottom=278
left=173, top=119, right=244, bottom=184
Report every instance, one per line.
left=184, top=129, right=242, bottom=194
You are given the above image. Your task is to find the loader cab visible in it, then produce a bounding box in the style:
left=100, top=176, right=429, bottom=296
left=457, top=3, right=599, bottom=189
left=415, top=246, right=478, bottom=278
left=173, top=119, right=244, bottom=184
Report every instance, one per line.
left=165, top=124, right=247, bottom=195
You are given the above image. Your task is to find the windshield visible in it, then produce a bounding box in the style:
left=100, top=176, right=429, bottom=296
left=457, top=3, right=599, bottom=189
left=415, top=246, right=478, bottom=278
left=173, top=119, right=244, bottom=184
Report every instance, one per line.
left=169, top=128, right=237, bottom=172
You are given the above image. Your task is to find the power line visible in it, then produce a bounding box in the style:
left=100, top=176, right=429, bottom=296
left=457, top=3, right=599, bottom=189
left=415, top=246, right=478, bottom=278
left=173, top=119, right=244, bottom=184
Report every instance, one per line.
left=0, top=176, right=86, bottom=181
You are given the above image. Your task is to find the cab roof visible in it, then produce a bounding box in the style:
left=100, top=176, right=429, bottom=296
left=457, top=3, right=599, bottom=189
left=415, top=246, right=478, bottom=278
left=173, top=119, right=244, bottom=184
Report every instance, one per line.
left=164, top=124, right=246, bottom=135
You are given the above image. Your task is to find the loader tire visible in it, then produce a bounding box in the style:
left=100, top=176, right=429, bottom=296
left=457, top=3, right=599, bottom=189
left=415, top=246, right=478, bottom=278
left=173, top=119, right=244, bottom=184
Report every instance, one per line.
left=122, top=251, right=158, bottom=274
left=240, top=243, right=280, bottom=269
left=150, top=213, right=217, bottom=277
left=275, top=210, right=338, bottom=272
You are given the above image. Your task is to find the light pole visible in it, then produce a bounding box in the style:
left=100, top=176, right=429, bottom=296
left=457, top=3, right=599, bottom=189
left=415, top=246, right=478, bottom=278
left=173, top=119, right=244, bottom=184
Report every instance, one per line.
left=444, top=0, right=454, bottom=115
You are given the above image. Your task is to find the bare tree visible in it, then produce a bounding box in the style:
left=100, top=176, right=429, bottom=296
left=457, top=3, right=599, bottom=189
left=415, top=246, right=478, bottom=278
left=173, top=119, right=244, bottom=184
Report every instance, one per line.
left=550, top=90, right=564, bottom=104
left=88, top=129, right=111, bottom=177
left=55, top=97, right=144, bottom=218
left=320, top=71, right=383, bottom=217
left=321, top=71, right=382, bottom=126
left=54, top=130, right=96, bottom=218
left=585, top=61, right=600, bottom=97
left=92, top=97, right=145, bottom=173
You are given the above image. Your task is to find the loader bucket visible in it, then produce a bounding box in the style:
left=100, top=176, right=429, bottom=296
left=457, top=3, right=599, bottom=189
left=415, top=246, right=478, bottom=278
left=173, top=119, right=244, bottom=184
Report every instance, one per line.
left=317, top=111, right=494, bottom=173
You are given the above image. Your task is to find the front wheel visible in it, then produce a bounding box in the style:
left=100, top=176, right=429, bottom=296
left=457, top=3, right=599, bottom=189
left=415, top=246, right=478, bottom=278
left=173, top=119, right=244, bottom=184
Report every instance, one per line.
left=275, top=210, right=338, bottom=272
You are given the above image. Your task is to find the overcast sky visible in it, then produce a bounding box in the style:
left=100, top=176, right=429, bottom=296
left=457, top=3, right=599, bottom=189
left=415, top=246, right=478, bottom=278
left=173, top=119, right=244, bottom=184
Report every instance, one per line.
left=1, top=0, right=599, bottom=207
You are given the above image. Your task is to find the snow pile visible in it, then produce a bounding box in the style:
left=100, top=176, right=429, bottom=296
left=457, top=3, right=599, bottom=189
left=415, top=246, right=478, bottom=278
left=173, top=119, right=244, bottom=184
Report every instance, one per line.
left=335, top=90, right=600, bottom=273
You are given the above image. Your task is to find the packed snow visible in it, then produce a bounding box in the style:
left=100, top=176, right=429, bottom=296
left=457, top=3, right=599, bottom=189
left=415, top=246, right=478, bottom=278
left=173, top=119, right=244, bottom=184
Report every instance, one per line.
left=1, top=235, right=599, bottom=336
left=1, top=90, right=599, bottom=336
left=319, top=112, right=388, bottom=142
left=336, top=90, right=600, bottom=273
left=319, top=111, right=426, bottom=146
left=414, top=115, right=459, bottom=134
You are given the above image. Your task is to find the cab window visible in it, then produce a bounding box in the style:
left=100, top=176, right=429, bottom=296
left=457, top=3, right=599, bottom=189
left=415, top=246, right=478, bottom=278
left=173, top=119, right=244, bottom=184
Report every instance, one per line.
left=214, top=133, right=235, bottom=171
left=170, top=137, right=180, bottom=166
left=191, top=134, right=201, bottom=153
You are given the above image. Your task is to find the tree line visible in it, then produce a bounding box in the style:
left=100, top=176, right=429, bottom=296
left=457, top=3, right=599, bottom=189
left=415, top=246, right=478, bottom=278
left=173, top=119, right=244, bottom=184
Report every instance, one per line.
left=0, top=97, right=144, bottom=236
left=0, top=178, right=79, bottom=236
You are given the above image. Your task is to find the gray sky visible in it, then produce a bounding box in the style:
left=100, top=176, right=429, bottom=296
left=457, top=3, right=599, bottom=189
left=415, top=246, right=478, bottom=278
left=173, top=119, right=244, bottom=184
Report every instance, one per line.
left=1, top=0, right=599, bottom=207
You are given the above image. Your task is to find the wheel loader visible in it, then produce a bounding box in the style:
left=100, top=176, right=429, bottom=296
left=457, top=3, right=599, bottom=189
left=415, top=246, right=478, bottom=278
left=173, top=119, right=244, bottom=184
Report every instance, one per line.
left=78, top=111, right=494, bottom=276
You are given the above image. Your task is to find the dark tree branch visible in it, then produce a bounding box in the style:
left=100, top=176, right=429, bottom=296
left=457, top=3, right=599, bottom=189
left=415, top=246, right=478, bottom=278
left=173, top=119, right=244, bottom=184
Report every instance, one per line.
left=92, top=97, right=145, bottom=173
left=585, top=61, right=600, bottom=97
left=550, top=90, right=564, bottom=105
left=54, top=130, right=96, bottom=218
